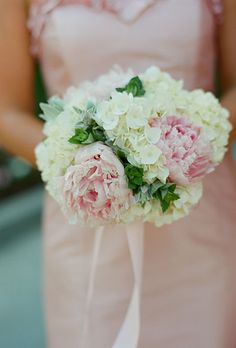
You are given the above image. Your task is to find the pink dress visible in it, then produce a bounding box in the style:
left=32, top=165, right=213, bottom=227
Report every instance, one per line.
left=29, top=1, right=236, bottom=347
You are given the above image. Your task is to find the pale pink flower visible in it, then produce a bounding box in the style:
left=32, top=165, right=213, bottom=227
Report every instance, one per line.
left=150, top=116, right=214, bottom=185
left=60, top=142, right=131, bottom=223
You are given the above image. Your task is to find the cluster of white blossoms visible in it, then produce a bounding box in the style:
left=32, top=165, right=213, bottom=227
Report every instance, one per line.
left=36, top=67, right=133, bottom=182
left=36, top=66, right=231, bottom=227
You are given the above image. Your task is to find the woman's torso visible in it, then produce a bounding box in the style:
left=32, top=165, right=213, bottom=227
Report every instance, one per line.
left=28, top=2, right=236, bottom=347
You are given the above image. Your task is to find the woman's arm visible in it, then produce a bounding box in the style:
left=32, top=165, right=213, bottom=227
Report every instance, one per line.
left=219, top=0, right=236, bottom=141
left=0, top=0, right=43, bottom=165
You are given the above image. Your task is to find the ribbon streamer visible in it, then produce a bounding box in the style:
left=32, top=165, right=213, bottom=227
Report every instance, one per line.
left=82, top=222, right=144, bottom=348
left=112, top=223, right=144, bottom=348
left=81, top=226, right=104, bottom=347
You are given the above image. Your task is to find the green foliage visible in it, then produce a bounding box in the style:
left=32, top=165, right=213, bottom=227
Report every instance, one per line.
left=116, top=76, right=145, bottom=97
left=152, top=182, right=179, bottom=212
left=91, top=125, right=106, bottom=142
left=68, top=129, right=89, bottom=144
left=124, top=164, right=144, bottom=189
left=115, top=149, right=128, bottom=163
left=68, top=102, right=106, bottom=145
left=39, top=96, right=64, bottom=121
left=134, top=180, right=180, bottom=213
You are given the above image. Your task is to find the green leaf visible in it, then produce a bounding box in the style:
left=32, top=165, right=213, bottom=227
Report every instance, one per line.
left=116, top=76, right=145, bottom=97
left=153, top=189, right=162, bottom=201
left=149, top=180, right=165, bottom=195
left=39, top=103, right=60, bottom=121
left=116, top=149, right=128, bottom=164
left=74, top=121, right=87, bottom=130
left=73, top=106, right=83, bottom=114
left=39, top=96, right=64, bottom=121
left=81, top=133, right=95, bottom=144
left=161, top=191, right=180, bottom=212
left=48, top=96, right=64, bottom=111
left=128, top=181, right=139, bottom=190
left=152, top=181, right=180, bottom=213
left=68, top=129, right=89, bottom=144
left=164, top=183, right=177, bottom=193
left=86, top=100, right=96, bottom=113
left=133, top=185, right=152, bottom=204
left=160, top=188, right=168, bottom=200
left=125, top=164, right=144, bottom=188
left=91, top=127, right=106, bottom=142
left=140, top=185, right=149, bottom=194
left=160, top=199, right=170, bottom=213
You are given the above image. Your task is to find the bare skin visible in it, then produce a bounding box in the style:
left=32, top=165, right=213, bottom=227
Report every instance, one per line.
left=0, top=0, right=42, bottom=165
left=0, top=0, right=235, bottom=167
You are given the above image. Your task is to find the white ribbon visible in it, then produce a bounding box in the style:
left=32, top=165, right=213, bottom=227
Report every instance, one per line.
left=81, top=226, right=104, bottom=347
left=83, top=223, right=144, bottom=348
left=112, top=223, right=144, bottom=348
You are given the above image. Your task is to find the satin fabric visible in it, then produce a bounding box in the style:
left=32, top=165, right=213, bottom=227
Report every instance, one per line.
left=28, top=1, right=236, bottom=347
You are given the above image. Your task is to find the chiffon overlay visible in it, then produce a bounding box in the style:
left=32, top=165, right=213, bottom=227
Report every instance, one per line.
left=28, top=1, right=236, bottom=347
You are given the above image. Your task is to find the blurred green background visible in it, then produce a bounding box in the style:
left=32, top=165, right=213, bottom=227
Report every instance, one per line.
left=0, top=64, right=47, bottom=348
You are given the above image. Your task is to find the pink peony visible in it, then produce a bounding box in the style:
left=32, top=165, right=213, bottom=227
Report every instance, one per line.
left=60, top=142, right=131, bottom=223
left=150, top=116, right=214, bottom=185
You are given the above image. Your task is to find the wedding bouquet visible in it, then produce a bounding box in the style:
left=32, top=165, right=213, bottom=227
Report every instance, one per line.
left=36, top=66, right=231, bottom=227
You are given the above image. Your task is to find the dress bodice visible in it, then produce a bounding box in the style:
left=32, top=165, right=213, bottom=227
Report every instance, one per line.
left=28, top=0, right=221, bottom=96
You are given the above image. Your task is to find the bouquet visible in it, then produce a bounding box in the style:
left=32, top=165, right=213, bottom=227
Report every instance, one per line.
left=36, top=66, right=231, bottom=227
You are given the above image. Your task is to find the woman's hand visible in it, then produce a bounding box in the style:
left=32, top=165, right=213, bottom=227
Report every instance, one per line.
left=0, top=0, right=43, bottom=166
